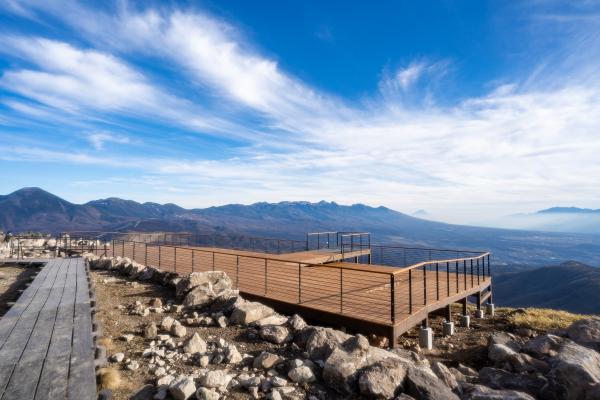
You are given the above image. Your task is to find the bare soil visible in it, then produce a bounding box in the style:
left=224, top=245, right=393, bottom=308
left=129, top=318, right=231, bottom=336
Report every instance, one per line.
left=0, top=264, right=40, bottom=317
left=401, top=306, right=530, bottom=371
left=91, top=270, right=327, bottom=400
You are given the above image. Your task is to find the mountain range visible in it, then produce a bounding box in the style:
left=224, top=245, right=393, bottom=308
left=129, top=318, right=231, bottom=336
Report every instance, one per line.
left=493, top=261, right=600, bottom=314
left=494, top=206, right=600, bottom=235
left=2, top=187, right=600, bottom=267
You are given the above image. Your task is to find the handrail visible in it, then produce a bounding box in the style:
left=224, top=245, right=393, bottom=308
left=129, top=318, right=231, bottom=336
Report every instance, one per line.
left=392, top=252, right=491, bottom=274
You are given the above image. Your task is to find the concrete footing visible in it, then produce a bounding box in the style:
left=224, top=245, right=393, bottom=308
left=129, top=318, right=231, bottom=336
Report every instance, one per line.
left=419, top=327, right=433, bottom=350
left=460, top=315, right=470, bottom=328
left=442, top=321, right=455, bottom=336
left=475, top=309, right=484, bottom=318
left=486, top=303, right=495, bottom=317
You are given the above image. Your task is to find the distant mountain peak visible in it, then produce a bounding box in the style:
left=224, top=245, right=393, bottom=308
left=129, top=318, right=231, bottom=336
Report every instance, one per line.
left=537, top=206, right=599, bottom=214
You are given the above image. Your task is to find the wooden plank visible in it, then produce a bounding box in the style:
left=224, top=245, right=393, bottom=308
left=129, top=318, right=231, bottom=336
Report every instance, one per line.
left=2, top=259, right=69, bottom=400
left=0, top=262, right=53, bottom=347
left=34, top=259, right=78, bottom=400
left=67, top=258, right=96, bottom=400
left=0, top=259, right=63, bottom=398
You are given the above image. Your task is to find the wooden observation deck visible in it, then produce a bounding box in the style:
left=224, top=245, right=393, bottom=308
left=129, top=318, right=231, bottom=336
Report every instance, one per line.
left=74, top=231, right=492, bottom=346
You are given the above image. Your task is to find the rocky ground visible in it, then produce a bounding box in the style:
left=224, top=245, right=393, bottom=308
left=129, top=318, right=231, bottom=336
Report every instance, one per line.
left=86, top=254, right=600, bottom=400
left=0, top=264, right=39, bottom=317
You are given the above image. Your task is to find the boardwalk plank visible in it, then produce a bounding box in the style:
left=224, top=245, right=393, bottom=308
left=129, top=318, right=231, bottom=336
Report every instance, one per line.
left=2, top=260, right=69, bottom=400
left=0, top=260, right=63, bottom=398
left=34, top=259, right=78, bottom=400
left=67, top=258, right=96, bottom=400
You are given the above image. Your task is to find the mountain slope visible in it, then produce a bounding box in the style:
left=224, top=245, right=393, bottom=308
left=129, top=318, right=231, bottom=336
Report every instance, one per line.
left=2, top=187, right=600, bottom=266
left=494, top=261, right=600, bottom=314
left=0, top=187, right=102, bottom=232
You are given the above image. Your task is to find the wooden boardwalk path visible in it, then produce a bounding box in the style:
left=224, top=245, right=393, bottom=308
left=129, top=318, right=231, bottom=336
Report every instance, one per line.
left=0, top=258, right=96, bottom=400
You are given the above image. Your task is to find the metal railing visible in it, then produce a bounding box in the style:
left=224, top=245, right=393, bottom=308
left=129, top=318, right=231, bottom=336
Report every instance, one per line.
left=64, top=233, right=491, bottom=326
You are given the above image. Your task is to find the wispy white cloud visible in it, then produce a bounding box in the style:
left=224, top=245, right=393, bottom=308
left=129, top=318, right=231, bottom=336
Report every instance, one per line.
left=1, top=2, right=600, bottom=223
left=87, top=132, right=131, bottom=150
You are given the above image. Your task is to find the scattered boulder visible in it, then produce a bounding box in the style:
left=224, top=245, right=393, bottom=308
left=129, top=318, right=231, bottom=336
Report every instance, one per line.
left=183, top=333, right=207, bottom=354
left=253, top=352, right=283, bottom=370
left=224, top=343, right=243, bottom=364
left=169, top=377, right=196, bottom=400
left=196, top=387, right=220, bottom=400
left=478, top=367, right=547, bottom=398
left=137, top=267, right=154, bottom=281
left=183, top=285, right=214, bottom=309
left=254, top=314, right=288, bottom=327
left=260, top=325, right=292, bottom=344
left=323, top=346, right=368, bottom=394
left=144, top=322, right=158, bottom=339
left=566, top=318, right=600, bottom=350
left=229, top=301, right=274, bottom=325
left=288, top=366, right=316, bottom=384
left=176, top=271, right=232, bottom=299
left=488, top=332, right=521, bottom=352
left=404, top=366, right=460, bottom=400
left=358, top=358, right=408, bottom=399
left=468, top=385, right=536, bottom=400
left=431, top=361, right=459, bottom=392
left=110, top=352, right=125, bottom=363
left=171, top=321, right=187, bottom=338
left=161, top=316, right=175, bottom=332
left=288, top=314, right=307, bottom=331
left=305, top=327, right=351, bottom=361
left=199, top=370, right=232, bottom=389
left=506, top=353, right=549, bottom=374
left=488, top=344, right=517, bottom=364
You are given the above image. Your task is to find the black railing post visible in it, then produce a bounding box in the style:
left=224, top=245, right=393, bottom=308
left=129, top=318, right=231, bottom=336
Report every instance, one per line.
left=470, top=259, right=474, bottom=287
left=264, top=259, right=268, bottom=295
left=192, top=249, right=195, bottom=272
left=463, top=260, right=467, bottom=290
left=409, top=269, right=413, bottom=314
left=133, top=242, right=136, bottom=261
left=158, top=246, right=161, bottom=268
left=455, top=261, right=459, bottom=293
left=121, top=240, right=124, bottom=258
left=339, top=268, right=343, bottom=313
left=298, top=263, right=302, bottom=303
left=423, top=265, right=427, bottom=305
left=236, top=256, right=239, bottom=288
left=477, top=258, right=480, bottom=285
left=390, top=274, right=395, bottom=323
left=436, top=262, right=439, bottom=301
left=144, top=243, right=148, bottom=265
left=446, top=261, right=450, bottom=297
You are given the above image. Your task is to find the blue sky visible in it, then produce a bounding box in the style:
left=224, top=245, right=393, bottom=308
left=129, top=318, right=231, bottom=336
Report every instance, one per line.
left=0, top=1, right=599, bottom=225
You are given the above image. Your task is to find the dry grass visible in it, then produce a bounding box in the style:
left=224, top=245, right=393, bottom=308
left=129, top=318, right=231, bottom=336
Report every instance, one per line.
left=97, top=368, right=121, bottom=390
left=97, top=336, right=113, bottom=351
left=500, top=307, right=595, bottom=331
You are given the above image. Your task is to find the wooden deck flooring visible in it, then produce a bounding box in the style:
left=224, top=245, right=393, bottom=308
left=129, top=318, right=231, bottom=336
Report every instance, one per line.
left=0, top=258, right=96, bottom=400
left=104, top=241, right=492, bottom=344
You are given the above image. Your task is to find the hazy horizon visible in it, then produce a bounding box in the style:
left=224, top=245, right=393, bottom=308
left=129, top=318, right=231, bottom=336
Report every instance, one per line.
left=3, top=186, right=599, bottom=233
left=1, top=1, right=599, bottom=225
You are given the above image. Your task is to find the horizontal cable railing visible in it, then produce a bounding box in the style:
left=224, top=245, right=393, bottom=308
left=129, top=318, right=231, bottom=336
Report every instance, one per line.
left=65, top=234, right=491, bottom=327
